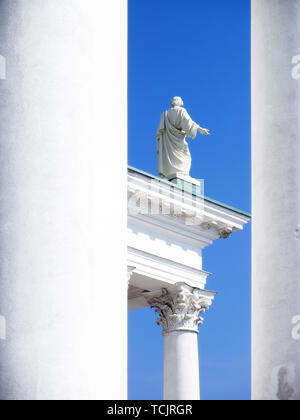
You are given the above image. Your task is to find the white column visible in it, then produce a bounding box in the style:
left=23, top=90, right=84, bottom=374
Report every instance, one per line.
left=164, top=331, right=200, bottom=400
left=0, top=1, right=127, bottom=400
left=147, top=283, right=215, bottom=400
left=252, top=0, right=300, bottom=400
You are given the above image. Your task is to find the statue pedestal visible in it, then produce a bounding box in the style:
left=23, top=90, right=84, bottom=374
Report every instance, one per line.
left=167, top=173, right=202, bottom=196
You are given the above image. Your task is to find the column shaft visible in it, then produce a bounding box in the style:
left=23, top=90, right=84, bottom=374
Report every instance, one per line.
left=252, top=0, right=300, bottom=400
left=0, top=0, right=127, bottom=400
left=164, top=331, right=200, bottom=400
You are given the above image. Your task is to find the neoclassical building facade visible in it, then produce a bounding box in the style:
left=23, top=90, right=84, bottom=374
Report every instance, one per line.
left=127, top=167, right=250, bottom=399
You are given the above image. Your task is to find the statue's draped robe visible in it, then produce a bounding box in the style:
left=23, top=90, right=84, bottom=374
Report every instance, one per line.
left=156, top=106, right=199, bottom=178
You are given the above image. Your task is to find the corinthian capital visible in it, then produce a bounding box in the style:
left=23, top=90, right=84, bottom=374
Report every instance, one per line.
left=145, top=283, right=215, bottom=334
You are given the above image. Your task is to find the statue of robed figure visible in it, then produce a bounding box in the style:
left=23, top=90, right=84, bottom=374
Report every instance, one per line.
left=156, top=96, right=210, bottom=179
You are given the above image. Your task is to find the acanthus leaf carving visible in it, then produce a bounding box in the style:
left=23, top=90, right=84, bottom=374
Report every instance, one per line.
left=146, top=283, right=215, bottom=334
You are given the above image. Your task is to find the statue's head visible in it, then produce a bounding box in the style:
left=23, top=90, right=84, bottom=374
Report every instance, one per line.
left=170, top=96, right=184, bottom=107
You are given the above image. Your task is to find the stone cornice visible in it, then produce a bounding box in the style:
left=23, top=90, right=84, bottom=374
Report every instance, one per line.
left=128, top=165, right=251, bottom=217
left=128, top=168, right=250, bottom=242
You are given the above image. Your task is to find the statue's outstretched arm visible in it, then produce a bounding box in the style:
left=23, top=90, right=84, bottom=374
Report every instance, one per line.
left=182, top=108, right=210, bottom=137
left=197, top=126, right=210, bottom=136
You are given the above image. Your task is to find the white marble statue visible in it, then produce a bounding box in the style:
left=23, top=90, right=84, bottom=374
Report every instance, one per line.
left=156, top=96, right=210, bottom=179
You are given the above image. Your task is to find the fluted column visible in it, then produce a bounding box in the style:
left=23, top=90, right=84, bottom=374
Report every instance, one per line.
left=147, top=283, right=215, bottom=400
left=252, top=0, right=300, bottom=400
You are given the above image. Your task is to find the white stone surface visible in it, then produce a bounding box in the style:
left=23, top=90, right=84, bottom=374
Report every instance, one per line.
left=0, top=316, right=6, bottom=341
left=168, top=174, right=201, bottom=187
left=128, top=168, right=250, bottom=310
left=146, top=284, right=215, bottom=400
left=252, top=0, right=300, bottom=400
left=164, top=331, right=200, bottom=400
left=128, top=168, right=250, bottom=400
left=156, top=97, right=210, bottom=179
left=0, top=0, right=127, bottom=400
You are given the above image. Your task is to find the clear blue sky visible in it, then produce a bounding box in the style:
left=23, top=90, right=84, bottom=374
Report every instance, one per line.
left=128, top=0, right=251, bottom=400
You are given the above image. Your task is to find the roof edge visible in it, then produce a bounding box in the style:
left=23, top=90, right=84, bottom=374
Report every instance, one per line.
left=128, top=165, right=251, bottom=219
